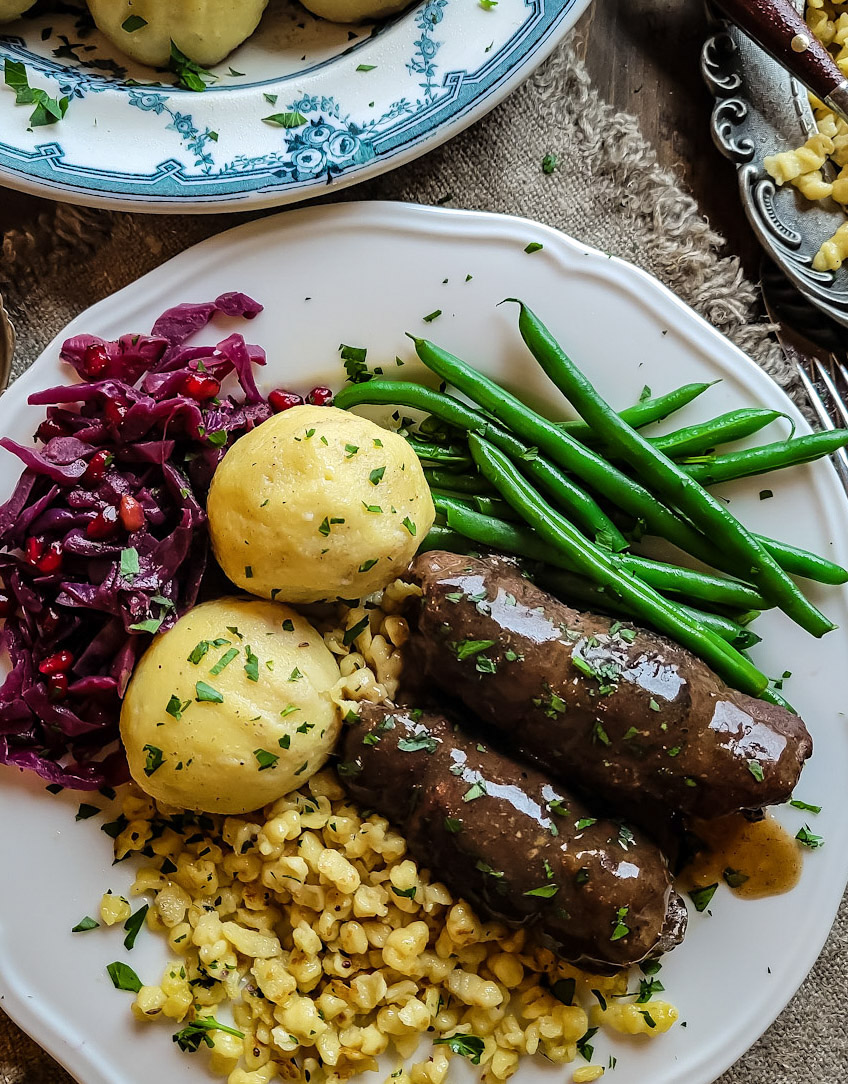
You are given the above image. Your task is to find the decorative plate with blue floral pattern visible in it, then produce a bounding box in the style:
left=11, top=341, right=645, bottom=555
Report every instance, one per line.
left=0, top=0, right=588, bottom=212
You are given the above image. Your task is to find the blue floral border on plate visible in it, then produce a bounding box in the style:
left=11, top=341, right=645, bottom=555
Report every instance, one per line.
left=0, top=0, right=580, bottom=206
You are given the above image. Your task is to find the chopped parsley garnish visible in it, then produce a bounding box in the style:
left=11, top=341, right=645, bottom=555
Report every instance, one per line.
left=101, top=815, right=128, bottom=839
left=723, top=867, right=750, bottom=889
left=433, top=1035, right=484, bottom=1064
left=592, top=721, right=611, bottom=746
left=72, top=916, right=100, bottom=933
left=227, top=626, right=243, bottom=640
left=263, top=111, right=308, bottom=128
left=345, top=444, right=360, bottom=458
left=120, top=547, right=140, bottom=578
left=282, top=619, right=295, bottom=632
left=362, top=502, right=383, bottom=513
left=397, top=735, right=437, bottom=754
left=195, top=681, right=223, bottom=703
left=294, top=761, right=309, bottom=776
left=391, top=885, right=417, bottom=899
left=143, top=745, right=163, bottom=776
left=279, top=735, right=291, bottom=750
left=796, top=825, right=824, bottom=849
left=4, top=59, right=70, bottom=127
left=210, top=648, right=239, bottom=675
left=173, top=1018, right=245, bottom=1053
left=402, top=517, right=417, bottom=535
left=549, top=799, right=570, bottom=817
left=356, top=63, right=376, bottom=71
left=636, top=977, right=665, bottom=1003
left=289, top=667, right=304, bottom=682
left=107, top=961, right=142, bottom=992
left=75, top=803, right=100, bottom=821
left=343, top=615, right=370, bottom=646
left=169, top=42, right=217, bottom=92
left=123, top=904, right=149, bottom=950
left=618, top=825, right=636, bottom=850
left=296, top=722, right=314, bottom=734
left=359, top=558, right=378, bottom=573
left=122, top=14, right=148, bottom=31
left=575, top=817, right=597, bottom=831
left=254, top=749, right=279, bottom=771
left=318, top=517, right=331, bottom=536
left=523, top=883, right=558, bottom=898
left=542, top=152, right=559, bottom=174
left=524, top=242, right=544, bottom=254
left=649, top=698, right=661, bottom=712
left=789, top=799, right=822, bottom=814
left=551, top=977, right=575, bottom=1005
left=463, top=781, right=486, bottom=802
left=688, top=883, right=718, bottom=912
left=340, top=344, right=372, bottom=383
left=640, top=958, right=662, bottom=976
left=188, top=641, right=211, bottom=664
left=369, top=466, right=386, bottom=485
left=129, top=617, right=163, bottom=634
left=280, top=705, right=298, bottom=718
left=640, top=1010, right=657, bottom=1029
left=610, top=905, right=630, bottom=940
left=337, top=760, right=362, bottom=777
left=475, top=655, right=497, bottom=674
left=363, top=732, right=381, bottom=746
left=475, top=861, right=504, bottom=878
left=244, top=647, right=260, bottom=682
left=575, top=867, right=590, bottom=886
left=444, top=817, right=463, bottom=833
left=736, top=751, right=761, bottom=780
left=759, top=489, right=773, bottom=500
left=576, top=1027, right=599, bottom=1062
left=453, top=638, right=496, bottom=661
left=244, top=565, right=253, bottom=579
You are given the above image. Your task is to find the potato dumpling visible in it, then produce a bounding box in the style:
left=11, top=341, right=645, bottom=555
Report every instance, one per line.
left=298, top=0, right=410, bottom=23
left=121, top=597, right=342, bottom=814
left=0, top=0, right=36, bottom=20
left=86, top=0, right=269, bottom=68
left=207, top=405, right=435, bottom=605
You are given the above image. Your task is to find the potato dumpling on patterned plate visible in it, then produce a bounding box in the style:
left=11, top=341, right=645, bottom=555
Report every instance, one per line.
left=207, top=405, right=435, bottom=605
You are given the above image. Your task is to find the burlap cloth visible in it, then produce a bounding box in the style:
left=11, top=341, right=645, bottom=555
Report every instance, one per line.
left=0, top=30, right=845, bottom=1084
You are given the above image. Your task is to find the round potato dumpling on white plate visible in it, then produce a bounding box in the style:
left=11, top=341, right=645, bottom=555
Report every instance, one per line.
left=121, top=597, right=342, bottom=814
left=0, top=0, right=36, bottom=21
left=207, top=405, right=435, bottom=605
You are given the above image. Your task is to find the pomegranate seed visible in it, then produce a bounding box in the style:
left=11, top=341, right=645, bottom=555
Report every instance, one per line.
left=86, top=505, right=119, bottom=540
left=25, top=537, right=44, bottom=566
left=306, top=386, right=334, bottom=406
left=82, top=449, right=113, bottom=485
left=119, top=494, right=145, bottom=532
left=268, top=389, right=304, bottom=413
left=182, top=373, right=220, bottom=401
left=81, top=343, right=110, bottom=378
left=104, top=400, right=128, bottom=427
left=38, top=650, right=74, bottom=675
left=36, top=541, right=63, bottom=575
left=36, top=418, right=70, bottom=443
left=0, top=594, right=12, bottom=618
left=47, top=672, right=69, bottom=701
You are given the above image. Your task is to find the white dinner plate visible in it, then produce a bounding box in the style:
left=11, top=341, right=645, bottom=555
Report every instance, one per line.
left=0, top=0, right=587, bottom=212
left=1, top=202, right=847, bottom=1084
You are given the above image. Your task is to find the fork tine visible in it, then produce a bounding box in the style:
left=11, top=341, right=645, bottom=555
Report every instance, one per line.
left=800, top=357, right=848, bottom=491
left=809, top=355, right=848, bottom=429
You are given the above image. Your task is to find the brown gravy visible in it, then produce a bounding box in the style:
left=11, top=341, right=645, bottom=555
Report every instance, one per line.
left=680, top=812, right=802, bottom=900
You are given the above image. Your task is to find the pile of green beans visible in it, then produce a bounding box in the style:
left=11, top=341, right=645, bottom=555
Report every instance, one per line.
left=334, top=314, right=848, bottom=698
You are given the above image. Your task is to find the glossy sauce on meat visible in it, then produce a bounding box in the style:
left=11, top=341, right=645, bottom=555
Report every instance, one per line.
left=681, top=813, right=802, bottom=899
left=340, top=703, right=687, bottom=973
left=408, top=552, right=813, bottom=822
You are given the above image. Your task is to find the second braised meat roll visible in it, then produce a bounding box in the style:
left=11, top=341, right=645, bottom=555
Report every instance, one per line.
left=341, top=702, right=686, bottom=973
left=408, top=551, right=812, bottom=821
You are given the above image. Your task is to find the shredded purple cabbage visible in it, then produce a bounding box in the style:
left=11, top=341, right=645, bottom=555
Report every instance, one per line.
left=0, top=293, right=271, bottom=790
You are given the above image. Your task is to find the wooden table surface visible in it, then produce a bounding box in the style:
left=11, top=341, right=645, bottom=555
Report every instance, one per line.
left=0, top=0, right=760, bottom=272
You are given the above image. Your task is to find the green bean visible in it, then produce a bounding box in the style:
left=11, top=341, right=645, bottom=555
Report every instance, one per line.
left=534, top=567, right=760, bottom=650
left=405, top=437, right=472, bottom=468
left=335, top=380, right=627, bottom=549
left=559, top=381, right=717, bottom=440
left=403, top=346, right=735, bottom=568
left=510, top=301, right=834, bottom=638
left=436, top=496, right=769, bottom=611
left=758, top=687, right=797, bottom=713
left=466, top=434, right=767, bottom=693
left=471, top=495, right=522, bottom=522
left=424, top=468, right=488, bottom=493
left=418, top=524, right=473, bottom=553
left=755, top=534, right=848, bottom=584
left=680, top=430, right=848, bottom=485
left=650, top=409, right=792, bottom=458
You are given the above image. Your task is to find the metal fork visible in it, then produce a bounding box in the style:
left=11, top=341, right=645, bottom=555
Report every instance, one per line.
left=761, top=260, right=848, bottom=493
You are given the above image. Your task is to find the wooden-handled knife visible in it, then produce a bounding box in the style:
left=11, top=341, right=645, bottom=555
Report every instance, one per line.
left=714, top=0, right=848, bottom=123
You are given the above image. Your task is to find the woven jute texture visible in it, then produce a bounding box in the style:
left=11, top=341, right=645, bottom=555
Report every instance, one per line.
left=1, top=29, right=845, bottom=1084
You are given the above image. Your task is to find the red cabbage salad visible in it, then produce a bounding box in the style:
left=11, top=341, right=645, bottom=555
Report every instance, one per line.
left=0, top=292, right=316, bottom=791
